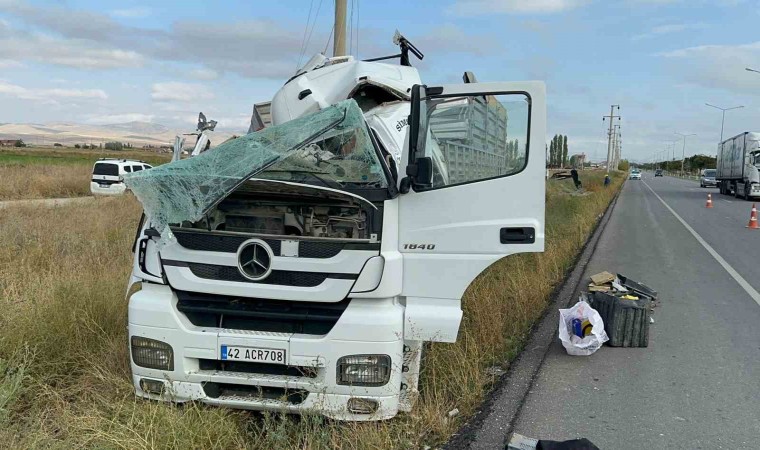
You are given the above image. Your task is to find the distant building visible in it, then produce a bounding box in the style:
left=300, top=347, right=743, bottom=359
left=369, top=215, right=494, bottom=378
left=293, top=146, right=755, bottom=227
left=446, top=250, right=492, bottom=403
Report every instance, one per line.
left=0, top=139, right=18, bottom=147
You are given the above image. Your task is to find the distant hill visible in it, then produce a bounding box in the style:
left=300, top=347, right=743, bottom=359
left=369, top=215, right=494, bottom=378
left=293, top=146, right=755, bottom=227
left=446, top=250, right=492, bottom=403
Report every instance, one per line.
left=0, top=120, right=240, bottom=148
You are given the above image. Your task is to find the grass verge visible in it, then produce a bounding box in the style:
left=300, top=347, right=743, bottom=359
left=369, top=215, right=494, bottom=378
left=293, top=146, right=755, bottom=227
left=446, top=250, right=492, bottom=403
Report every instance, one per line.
left=0, top=171, right=623, bottom=449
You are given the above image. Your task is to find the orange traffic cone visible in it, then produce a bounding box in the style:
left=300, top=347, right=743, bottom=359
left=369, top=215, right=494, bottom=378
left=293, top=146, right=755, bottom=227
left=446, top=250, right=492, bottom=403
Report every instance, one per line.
left=747, top=204, right=760, bottom=229
left=706, top=193, right=713, bottom=208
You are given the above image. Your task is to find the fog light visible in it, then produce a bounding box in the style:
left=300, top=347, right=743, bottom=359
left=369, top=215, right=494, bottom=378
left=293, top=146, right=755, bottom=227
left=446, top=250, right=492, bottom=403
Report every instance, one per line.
left=131, top=336, right=174, bottom=370
left=139, top=378, right=165, bottom=395
left=347, top=397, right=379, bottom=414
left=337, top=354, right=391, bottom=386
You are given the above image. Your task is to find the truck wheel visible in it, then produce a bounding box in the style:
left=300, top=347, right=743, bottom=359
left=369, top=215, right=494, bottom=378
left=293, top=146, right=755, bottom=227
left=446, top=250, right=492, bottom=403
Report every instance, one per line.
left=745, top=184, right=751, bottom=200
left=735, top=184, right=740, bottom=198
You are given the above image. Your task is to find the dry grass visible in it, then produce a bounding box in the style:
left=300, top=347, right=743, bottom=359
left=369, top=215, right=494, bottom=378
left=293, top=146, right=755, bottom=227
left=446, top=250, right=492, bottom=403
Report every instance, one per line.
left=0, top=165, right=92, bottom=200
left=0, top=147, right=170, bottom=201
left=0, top=171, right=623, bottom=449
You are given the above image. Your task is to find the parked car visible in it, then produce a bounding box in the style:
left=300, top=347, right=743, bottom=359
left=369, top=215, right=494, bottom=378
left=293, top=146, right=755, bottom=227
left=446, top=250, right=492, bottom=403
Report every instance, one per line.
left=90, top=159, right=152, bottom=196
left=700, top=169, right=717, bottom=188
left=629, top=169, right=642, bottom=180
left=654, top=169, right=663, bottom=177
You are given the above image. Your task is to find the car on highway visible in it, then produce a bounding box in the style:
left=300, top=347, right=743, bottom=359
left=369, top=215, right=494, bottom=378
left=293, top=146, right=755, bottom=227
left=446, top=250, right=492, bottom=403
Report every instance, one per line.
left=654, top=169, right=663, bottom=177
left=629, top=169, right=642, bottom=180
left=700, top=169, right=717, bottom=188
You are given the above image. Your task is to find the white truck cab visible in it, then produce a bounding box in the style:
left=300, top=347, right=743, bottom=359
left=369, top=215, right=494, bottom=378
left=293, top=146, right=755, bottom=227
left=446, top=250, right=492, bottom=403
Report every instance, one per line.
left=125, top=51, right=546, bottom=421
left=90, top=159, right=153, bottom=196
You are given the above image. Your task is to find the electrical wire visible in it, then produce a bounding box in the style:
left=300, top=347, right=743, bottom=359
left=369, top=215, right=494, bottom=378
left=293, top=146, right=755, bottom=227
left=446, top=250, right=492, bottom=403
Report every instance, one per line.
left=300, top=0, right=325, bottom=68
left=356, top=0, right=360, bottom=59
left=323, top=22, right=334, bottom=55
left=296, top=0, right=316, bottom=71
left=348, top=0, right=354, bottom=55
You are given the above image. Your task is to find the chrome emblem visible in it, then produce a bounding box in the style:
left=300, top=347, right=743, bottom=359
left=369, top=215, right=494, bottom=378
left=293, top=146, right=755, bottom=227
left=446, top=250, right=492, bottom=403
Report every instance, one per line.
left=236, top=239, right=273, bottom=281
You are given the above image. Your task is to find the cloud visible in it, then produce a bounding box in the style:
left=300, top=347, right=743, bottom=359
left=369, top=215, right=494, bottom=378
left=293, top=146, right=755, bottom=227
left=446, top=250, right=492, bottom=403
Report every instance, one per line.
left=408, top=24, right=502, bottom=56
left=0, top=80, right=107, bottom=102
left=85, top=113, right=155, bottom=124
left=632, top=22, right=707, bottom=40
left=0, top=1, right=313, bottom=78
left=447, top=0, right=590, bottom=15
left=110, top=7, right=151, bottom=19
left=151, top=82, right=215, bottom=102
left=189, top=68, right=220, bottom=81
left=657, top=41, right=760, bottom=93
left=0, top=31, right=144, bottom=69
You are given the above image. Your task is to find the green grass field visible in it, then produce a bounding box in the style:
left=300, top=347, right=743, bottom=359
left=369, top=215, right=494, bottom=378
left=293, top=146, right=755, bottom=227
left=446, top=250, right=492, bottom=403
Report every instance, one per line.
left=0, top=146, right=171, bottom=167
left=0, top=170, right=623, bottom=449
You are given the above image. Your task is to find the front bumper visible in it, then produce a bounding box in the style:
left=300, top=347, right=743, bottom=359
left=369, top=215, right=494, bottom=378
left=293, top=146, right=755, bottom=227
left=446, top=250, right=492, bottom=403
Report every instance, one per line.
left=702, top=180, right=717, bottom=187
left=128, top=283, right=405, bottom=421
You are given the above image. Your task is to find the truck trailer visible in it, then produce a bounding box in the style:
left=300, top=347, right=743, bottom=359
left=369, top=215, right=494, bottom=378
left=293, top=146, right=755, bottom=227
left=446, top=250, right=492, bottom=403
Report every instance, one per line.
left=123, top=41, right=547, bottom=421
left=717, top=131, right=760, bottom=199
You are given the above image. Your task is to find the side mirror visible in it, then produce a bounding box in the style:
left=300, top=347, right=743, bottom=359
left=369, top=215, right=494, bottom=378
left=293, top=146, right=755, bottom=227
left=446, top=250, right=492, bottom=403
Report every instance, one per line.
left=416, top=157, right=433, bottom=186
left=405, top=156, right=433, bottom=189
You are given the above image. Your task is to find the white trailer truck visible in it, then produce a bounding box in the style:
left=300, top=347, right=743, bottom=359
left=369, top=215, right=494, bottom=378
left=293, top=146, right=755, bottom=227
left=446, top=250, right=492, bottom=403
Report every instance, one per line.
left=717, top=131, right=760, bottom=199
left=124, top=41, right=546, bottom=421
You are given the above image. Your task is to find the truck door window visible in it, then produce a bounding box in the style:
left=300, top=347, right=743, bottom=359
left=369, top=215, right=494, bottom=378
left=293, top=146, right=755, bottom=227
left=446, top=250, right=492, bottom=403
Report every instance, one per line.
left=418, top=93, right=529, bottom=190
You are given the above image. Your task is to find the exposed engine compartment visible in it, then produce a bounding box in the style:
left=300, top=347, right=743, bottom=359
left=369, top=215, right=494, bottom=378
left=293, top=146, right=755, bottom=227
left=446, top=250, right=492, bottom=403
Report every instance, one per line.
left=180, top=179, right=378, bottom=240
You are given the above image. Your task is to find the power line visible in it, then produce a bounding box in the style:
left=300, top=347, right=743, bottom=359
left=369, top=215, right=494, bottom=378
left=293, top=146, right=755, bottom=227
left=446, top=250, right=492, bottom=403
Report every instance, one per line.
left=296, top=0, right=316, bottom=71
left=356, top=0, right=360, bottom=58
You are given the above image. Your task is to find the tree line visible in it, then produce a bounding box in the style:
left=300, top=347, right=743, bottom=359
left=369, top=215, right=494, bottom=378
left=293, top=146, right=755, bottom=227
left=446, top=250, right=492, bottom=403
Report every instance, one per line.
left=548, top=134, right=568, bottom=168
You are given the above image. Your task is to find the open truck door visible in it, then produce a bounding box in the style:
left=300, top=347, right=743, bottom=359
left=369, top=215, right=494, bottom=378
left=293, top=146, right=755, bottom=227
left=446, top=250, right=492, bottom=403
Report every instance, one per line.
left=399, top=82, right=546, bottom=342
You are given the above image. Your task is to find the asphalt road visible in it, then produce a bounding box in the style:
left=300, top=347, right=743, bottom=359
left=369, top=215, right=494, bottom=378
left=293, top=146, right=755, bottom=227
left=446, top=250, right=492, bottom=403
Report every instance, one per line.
left=511, top=174, right=760, bottom=449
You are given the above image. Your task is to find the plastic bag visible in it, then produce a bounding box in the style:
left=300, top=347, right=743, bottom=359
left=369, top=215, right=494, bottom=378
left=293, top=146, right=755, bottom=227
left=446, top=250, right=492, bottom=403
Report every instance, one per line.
left=558, top=300, right=608, bottom=356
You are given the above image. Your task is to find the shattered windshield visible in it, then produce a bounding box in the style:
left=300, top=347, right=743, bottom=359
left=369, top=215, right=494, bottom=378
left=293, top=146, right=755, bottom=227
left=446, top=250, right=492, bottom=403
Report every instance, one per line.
left=123, top=99, right=384, bottom=242
left=255, top=124, right=389, bottom=189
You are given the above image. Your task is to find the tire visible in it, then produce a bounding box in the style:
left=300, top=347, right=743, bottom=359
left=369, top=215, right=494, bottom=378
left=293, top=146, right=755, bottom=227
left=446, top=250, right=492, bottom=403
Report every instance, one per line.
left=745, top=184, right=751, bottom=200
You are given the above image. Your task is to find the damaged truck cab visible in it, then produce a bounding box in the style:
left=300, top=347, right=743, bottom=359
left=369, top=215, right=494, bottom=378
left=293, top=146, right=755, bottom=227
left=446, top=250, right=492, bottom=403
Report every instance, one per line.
left=126, top=54, right=546, bottom=421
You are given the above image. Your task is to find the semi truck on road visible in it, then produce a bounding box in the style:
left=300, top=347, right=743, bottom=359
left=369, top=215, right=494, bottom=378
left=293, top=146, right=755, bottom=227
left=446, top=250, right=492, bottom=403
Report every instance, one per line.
left=717, top=131, right=760, bottom=199
left=124, top=37, right=546, bottom=421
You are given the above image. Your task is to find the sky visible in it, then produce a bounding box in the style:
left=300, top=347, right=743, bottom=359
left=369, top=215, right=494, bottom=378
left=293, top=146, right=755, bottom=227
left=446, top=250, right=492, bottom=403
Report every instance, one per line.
left=1, top=0, right=760, bottom=163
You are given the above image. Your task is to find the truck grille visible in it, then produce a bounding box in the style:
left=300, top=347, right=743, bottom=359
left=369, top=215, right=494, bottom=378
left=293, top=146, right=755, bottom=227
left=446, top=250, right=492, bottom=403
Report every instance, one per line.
left=172, top=228, right=379, bottom=258
left=184, top=263, right=355, bottom=287
left=175, top=290, right=349, bottom=334
left=173, top=229, right=281, bottom=254
left=198, top=359, right=318, bottom=378
left=202, top=382, right=308, bottom=404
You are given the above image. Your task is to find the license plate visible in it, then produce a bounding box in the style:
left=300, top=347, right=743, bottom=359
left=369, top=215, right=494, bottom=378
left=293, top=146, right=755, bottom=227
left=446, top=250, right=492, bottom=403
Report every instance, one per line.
left=221, top=345, right=285, bottom=364
left=99, top=183, right=108, bottom=187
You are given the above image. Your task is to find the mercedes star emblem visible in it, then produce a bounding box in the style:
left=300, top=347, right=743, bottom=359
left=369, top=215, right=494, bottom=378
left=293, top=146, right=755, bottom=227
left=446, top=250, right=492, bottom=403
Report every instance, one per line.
left=236, top=239, right=273, bottom=281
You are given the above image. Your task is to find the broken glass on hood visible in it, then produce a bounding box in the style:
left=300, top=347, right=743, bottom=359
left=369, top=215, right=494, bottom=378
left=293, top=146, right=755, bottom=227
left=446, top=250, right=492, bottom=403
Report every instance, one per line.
left=124, top=99, right=387, bottom=245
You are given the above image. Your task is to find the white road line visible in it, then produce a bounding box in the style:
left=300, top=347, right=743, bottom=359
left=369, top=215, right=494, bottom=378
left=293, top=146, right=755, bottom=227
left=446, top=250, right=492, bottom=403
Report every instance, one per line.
left=724, top=199, right=733, bottom=203
left=643, top=181, right=760, bottom=307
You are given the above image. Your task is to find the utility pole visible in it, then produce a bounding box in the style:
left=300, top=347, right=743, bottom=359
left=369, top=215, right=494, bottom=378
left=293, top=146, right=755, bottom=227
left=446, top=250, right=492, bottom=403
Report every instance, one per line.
left=613, top=124, right=621, bottom=170
left=603, top=105, right=620, bottom=172
left=675, top=132, right=696, bottom=177
left=333, top=0, right=347, bottom=57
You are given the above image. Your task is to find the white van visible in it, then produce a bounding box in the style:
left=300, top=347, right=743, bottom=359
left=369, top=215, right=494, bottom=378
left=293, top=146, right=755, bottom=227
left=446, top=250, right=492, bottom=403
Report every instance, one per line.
left=90, top=159, right=153, bottom=196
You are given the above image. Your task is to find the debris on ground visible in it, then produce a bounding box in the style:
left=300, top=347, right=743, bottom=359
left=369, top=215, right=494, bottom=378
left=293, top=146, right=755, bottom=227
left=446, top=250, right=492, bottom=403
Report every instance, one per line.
left=583, top=272, right=659, bottom=348
left=558, top=300, right=608, bottom=356
left=485, top=365, right=506, bottom=377
left=447, top=408, right=460, bottom=418
left=589, top=271, right=615, bottom=286
left=508, top=433, right=601, bottom=450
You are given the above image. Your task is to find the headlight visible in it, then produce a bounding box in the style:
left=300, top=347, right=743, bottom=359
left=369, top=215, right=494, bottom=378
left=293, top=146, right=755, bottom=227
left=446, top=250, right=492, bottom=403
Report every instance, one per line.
left=337, top=354, right=391, bottom=386
left=131, top=336, right=174, bottom=371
